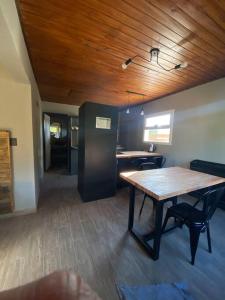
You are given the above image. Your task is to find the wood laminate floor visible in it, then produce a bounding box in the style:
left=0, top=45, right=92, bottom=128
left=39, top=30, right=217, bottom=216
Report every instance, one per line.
left=0, top=171, right=225, bottom=299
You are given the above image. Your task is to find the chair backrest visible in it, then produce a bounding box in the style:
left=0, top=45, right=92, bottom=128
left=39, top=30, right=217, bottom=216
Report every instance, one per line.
left=201, top=187, right=225, bottom=221
left=132, top=156, right=166, bottom=170
left=150, top=156, right=166, bottom=168
left=139, top=162, right=158, bottom=170
left=131, top=157, right=148, bottom=169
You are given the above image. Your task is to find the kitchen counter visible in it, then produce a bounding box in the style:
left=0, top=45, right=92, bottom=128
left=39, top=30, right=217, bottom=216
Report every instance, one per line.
left=116, top=151, right=161, bottom=159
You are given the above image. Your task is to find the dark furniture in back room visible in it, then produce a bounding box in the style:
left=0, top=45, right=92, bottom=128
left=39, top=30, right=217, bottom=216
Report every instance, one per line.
left=44, top=113, right=70, bottom=170
left=78, top=102, right=118, bottom=202
left=190, top=160, right=225, bottom=210
left=69, top=116, right=79, bottom=175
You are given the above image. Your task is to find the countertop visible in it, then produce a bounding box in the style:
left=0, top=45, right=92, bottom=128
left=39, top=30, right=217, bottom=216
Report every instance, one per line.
left=116, top=151, right=161, bottom=159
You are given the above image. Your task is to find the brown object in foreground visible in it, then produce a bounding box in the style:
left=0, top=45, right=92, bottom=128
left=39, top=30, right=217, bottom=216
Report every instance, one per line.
left=120, top=166, right=225, bottom=200
left=0, top=130, right=13, bottom=214
left=0, top=271, right=102, bottom=300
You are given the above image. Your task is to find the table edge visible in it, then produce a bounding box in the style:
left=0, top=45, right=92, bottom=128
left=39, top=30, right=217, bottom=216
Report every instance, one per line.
left=120, top=172, right=225, bottom=201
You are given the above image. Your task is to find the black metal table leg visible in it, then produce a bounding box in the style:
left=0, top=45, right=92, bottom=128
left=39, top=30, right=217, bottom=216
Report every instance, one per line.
left=128, top=185, right=135, bottom=230
left=127, top=190, right=174, bottom=260
left=152, top=201, right=164, bottom=260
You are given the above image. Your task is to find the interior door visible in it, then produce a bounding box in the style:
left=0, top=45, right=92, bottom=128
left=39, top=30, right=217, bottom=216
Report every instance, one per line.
left=43, top=113, right=51, bottom=171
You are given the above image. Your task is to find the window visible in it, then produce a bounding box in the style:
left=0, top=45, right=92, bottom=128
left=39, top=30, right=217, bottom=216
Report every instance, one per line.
left=50, top=122, right=62, bottom=139
left=143, top=110, right=174, bottom=144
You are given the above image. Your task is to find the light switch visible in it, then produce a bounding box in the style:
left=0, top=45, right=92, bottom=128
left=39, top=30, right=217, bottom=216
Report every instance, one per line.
left=10, top=138, right=17, bottom=146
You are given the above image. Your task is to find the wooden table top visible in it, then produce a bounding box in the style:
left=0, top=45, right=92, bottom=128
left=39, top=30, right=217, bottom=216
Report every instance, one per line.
left=116, top=151, right=161, bottom=159
left=120, top=166, right=225, bottom=201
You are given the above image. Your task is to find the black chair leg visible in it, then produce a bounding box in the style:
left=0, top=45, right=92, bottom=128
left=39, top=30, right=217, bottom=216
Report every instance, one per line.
left=189, top=227, right=201, bottom=265
left=172, top=197, right=177, bottom=206
left=207, top=224, right=212, bottom=253
left=139, top=193, right=147, bottom=218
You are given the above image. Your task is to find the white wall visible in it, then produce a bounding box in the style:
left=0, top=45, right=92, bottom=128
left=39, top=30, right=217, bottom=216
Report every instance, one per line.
left=0, top=78, right=36, bottom=211
left=0, top=3, right=28, bottom=84
left=0, top=0, right=43, bottom=212
left=0, top=0, right=44, bottom=201
left=143, top=78, right=225, bottom=167
left=42, top=101, right=79, bottom=116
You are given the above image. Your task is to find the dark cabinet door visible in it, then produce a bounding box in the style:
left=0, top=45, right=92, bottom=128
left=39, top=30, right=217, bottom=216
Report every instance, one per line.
left=78, top=102, right=118, bottom=202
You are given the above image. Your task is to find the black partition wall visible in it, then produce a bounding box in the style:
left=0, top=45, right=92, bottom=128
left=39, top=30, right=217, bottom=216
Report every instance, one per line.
left=78, top=102, right=118, bottom=202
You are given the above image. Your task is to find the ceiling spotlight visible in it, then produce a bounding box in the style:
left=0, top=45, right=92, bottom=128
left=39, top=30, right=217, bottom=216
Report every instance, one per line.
left=121, top=48, right=188, bottom=72
left=125, top=91, right=146, bottom=116
left=126, top=107, right=130, bottom=114
left=180, top=61, right=188, bottom=68
left=150, top=48, right=160, bottom=63
left=122, top=58, right=132, bottom=70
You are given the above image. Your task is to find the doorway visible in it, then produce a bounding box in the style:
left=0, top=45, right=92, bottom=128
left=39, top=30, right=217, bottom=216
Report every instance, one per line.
left=43, top=113, right=79, bottom=175
left=43, top=113, right=70, bottom=173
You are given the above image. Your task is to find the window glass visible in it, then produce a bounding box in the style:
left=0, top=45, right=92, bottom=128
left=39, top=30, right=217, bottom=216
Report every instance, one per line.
left=143, top=111, right=174, bottom=144
left=145, top=114, right=170, bottom=128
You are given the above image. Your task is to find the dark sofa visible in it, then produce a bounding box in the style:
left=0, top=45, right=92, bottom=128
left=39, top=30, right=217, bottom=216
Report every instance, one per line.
left=189, top=159, right=225, bottom=210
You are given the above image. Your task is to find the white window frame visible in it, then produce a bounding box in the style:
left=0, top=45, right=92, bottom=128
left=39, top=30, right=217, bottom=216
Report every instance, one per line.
left=143, top=110, right=175, bottom=145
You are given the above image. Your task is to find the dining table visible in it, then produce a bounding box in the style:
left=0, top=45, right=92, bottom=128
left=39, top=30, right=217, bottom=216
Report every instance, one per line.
left=120, top=166, right=225, bottom=260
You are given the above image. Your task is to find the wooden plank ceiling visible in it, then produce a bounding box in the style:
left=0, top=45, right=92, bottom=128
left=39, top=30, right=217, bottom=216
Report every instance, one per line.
left=17, top=0, right=225, bottom=107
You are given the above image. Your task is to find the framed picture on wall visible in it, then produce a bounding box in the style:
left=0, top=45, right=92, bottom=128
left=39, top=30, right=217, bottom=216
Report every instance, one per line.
left=96, top=117, right=111, bottom=129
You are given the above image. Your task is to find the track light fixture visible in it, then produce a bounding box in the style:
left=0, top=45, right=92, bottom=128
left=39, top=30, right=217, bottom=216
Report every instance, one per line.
left=122, top=48, right=188, bottom=72
left=125, top=91, right=145, bottom=116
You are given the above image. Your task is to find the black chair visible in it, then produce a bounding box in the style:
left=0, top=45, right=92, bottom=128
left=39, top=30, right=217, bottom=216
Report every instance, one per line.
left=138, top=156, right=167, bottom=217
left=148, top=156, right=166, bottom=168
left=130, top=157, right=149, bottom=170
left=162, top=187, right=225, bottom=265
left=138, top=161, right=159, bottom=170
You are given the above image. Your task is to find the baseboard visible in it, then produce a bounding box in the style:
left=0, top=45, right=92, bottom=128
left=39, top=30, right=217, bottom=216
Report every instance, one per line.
left=0, top=208, right=37, bottom=219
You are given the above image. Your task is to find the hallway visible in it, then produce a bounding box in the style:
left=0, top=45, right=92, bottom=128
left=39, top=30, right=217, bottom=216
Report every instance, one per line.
left=39, top=171, right=80, bottom=209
